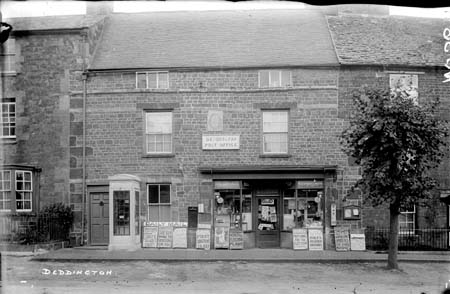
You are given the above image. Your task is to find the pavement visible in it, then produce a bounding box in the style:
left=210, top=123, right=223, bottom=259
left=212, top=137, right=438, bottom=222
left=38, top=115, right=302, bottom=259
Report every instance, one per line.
left=9, top=247, right=449, bottom=263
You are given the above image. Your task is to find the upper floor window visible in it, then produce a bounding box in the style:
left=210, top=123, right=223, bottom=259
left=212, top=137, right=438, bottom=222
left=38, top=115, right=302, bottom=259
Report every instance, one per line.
left=1, top=98, right=16, bottom=139
left=1, top=39, right=15, bottom=73
left=262, top=110, right=288, bottom=154
left=259, top=70, right=291, bottom=88
left=389, top=74, right=418, bottom=104
left=145, top=111, right=172, bottom=154
left=136, top=71, right=169, bottom=89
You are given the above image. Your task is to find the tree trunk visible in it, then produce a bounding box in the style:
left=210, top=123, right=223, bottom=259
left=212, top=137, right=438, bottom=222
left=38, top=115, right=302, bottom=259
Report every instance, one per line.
left=387, top=203, right=400, bottom=269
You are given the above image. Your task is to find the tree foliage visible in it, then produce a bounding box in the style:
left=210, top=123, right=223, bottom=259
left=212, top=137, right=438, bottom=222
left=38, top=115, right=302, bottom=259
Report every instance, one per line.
left=341, top=88, right=448, bottom=211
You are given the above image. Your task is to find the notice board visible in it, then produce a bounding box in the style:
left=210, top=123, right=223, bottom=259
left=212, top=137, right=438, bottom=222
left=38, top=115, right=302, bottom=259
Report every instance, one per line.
left=214, top=227, right=230, bottom=249
left=229, top=229, right=244, bottom=250
left=142, top=226, right=158, bottom=248
left=334, top=228, right=350, bottom=251
left=157, top=226, right=173, bottom=248
left=292, top=228, right=308, bottom=250
left=196, top=229, right=211, bottom=250
left=350, top=233, right=366, bottom=251
left=308, top=229, right=324, bottom=251
left=172, top=227, right=187, bottom=248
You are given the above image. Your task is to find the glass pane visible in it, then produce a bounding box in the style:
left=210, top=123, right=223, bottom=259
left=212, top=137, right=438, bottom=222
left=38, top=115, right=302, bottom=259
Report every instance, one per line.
left=16, top=182, right=23, bottom=191
left=147, top=134, right=156, bottom=153
left=163, top=134, right=172, bottom=153
left=160, top=206, right=171, bottom=222
left=24, top=192, right=31, bottom=200
left=281, top=71, right=291, bottom=86
left=15, top=192, right=23, bottom=200
left=135, top=191, right=139, bottom=235
left=148, top=206, right=159, bottom=222
left=137, top=73, right=147, bottom=88
left=158, top=73, right=168, bottom=89
left=9, top=104, right=15, bottom=113
left=16, top=172, right=23, bottom=181
left=16, top=200, right=23, bottom=210
left=263, top=112, right=288, bottom=132
left=146, top=112, right=172, bottom=133
left=25, top=182, right=31, bottom=191
left=148, top=185, right=159, bottom=204
left=113, top=191, right=130, bottom=235
left=24, top=201, right=31, bottom=210
left=264, top=133, right=288, bottom=153
left=2, top=104, right=7, bottom=113
left=160, top=185, right=170, bottom=204
left=259, top=71, right=269, bottom=87
left=270, top=71, right=280, bottom=87
left=257, top=198, right=278, bottom=230
left=283, top=198, right=296, bottom=230
left=148, top=73, right=157, bottom=88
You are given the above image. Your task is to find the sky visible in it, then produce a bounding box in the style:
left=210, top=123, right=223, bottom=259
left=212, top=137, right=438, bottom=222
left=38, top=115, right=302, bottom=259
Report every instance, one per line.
left=0, top=1, right=449, bottom=18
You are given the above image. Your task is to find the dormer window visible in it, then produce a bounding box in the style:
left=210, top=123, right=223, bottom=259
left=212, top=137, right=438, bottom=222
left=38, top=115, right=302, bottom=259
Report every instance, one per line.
left=136, top=71, right=169, bottom=89
left=259, top=70, right=291, bottom=88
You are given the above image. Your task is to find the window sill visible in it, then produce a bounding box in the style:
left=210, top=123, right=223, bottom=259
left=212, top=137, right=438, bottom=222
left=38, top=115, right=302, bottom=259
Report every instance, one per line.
left=1, top=138, right=17, bottom=144
left=259, top=154, right=291, bottom=158
left=142, top=153, right=175, bottom=158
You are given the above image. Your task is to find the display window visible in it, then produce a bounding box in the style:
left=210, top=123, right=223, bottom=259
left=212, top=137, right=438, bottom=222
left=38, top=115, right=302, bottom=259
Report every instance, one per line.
left=214, top=181, right=252, bottom=231
left=282, top=189, right=323, bottom=230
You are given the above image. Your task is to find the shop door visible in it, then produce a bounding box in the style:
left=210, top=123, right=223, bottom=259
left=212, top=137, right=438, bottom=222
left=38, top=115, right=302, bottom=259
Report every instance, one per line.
left=90, top=192, right=109, bottom=245
left=256, top=197, right=280, bottom=248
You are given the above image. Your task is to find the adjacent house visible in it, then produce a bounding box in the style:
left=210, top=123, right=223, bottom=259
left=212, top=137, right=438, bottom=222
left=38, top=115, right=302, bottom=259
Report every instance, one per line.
left=1, top=5, right=449, bottom=250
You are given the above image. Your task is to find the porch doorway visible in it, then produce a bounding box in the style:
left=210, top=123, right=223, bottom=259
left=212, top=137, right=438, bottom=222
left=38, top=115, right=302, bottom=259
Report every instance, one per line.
left=255, top=189, right=280, bottom=248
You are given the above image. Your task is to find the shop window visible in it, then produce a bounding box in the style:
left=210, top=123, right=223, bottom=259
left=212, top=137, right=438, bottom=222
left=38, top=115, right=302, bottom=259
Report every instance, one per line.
left=148, top=184, right=171, bottom=222
left=389, top=74, right=418, bottom=104
left=259, top=70, right=291, bottom=88
left=399, top=205, right=416, bottom=233
left=136, top=71, right=169, bottom=89
left=145, top=111, right=172, bottom=154
left=262, top=110, right=288, bottom=154
left=135, top=191, right=140, bottom=235
left=1, top=39, right=15, bottom=73
left=113, top=191, right=130, bottom=235
left=282, top=189, right=323, bottom=231
left=0, top=170, right=11, bottom=211
left=214, top=181, right=252, bottom=231
left=1, top=98, right=16, bottom=139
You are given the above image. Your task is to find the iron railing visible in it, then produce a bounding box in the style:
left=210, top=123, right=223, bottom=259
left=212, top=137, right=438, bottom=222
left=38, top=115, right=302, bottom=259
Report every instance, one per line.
left=365, top=228, right=450, bottom=251
left=0, top=214, right=70, bottom=244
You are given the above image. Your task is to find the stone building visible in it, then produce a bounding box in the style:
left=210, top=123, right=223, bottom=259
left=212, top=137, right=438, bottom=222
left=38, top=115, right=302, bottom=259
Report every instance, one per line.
left=1, top=5, right=449, bottom=250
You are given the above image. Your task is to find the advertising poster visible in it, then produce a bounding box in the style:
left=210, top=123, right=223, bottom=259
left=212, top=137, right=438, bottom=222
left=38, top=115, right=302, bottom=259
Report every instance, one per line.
left=214, top=227, right=230, bottom=249
left=172, top=227, right=188, bottom=248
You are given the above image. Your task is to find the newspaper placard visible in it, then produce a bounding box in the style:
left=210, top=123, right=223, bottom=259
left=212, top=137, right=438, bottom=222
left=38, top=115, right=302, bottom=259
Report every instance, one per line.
left=334, top=228, right=350, bottom=251
left=229, top=229, right=244, bottom=250
left=142, top=226, right=158, bottom=248
left=172, top=227, right=187, bottom=248
left=350, top=233, right=366, bottom=251
left=308, top=229, right=324, bottom=251
left=214, top=227, right=230, bottom=249
left=292, top=228, right=308, bottom=250
left=157, top=226, right=173, bottom=248
left=196, top=229, right=211, bottom=250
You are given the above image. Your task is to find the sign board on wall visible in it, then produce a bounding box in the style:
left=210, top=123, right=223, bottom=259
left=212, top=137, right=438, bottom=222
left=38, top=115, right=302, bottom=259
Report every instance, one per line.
left=292, top=228, right=308, bottom=250
left=202, top=135, right=240, bottom=150
left=229, top=229, right=244, bottom=250
left=196, top=229, right=211, bottom=250
left=331, top=203, right=337, bottom=226
left=142, top=226, right=158, bottom=248
left=350, top=233, right=366, bottom=251
left=214, top=227, right=230, bottom=249
left=334, top=227, right=350, bottom=251
left=157, top=226, right=173, bottom=248
left=308, top=229, right=324, bottom=251
left=172, top=227, right=188, bottom=248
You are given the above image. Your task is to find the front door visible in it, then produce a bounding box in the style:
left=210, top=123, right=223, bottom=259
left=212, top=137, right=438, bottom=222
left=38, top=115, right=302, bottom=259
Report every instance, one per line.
left=90, top=192, right=109, bottom=245
left=256, top=195, right=280, bottom=248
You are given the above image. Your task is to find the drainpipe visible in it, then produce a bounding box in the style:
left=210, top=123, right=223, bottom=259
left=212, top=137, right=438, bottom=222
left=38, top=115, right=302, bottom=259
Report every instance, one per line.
left=80, top=31, right=88, bottom=246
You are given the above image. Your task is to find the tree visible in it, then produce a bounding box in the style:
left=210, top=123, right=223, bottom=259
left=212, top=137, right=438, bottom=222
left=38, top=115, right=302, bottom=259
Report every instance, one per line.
left=341, top=87, right=448, bottom=269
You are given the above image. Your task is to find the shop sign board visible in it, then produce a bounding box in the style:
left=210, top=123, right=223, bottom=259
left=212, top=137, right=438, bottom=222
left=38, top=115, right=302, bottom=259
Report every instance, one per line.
left=334, top=227, right=350, bottom=251
left=214, top=227, right=230, bottom=249
left=144, top=222, right=187, bottom=227
left=157, top=226, right=173, bottom=248
left=202, top=135, right=240, bottom=150
left=296, top=180, right=323, bottom=189
left=308, top=229, right=324, bottom=251
left=142, top=226, right=158, bottom=248
left=350, top=233, right=366, bottom=251
left=172, top=227, right=188, bottom=248
left=196, top=229, right=211, bottom=250
left=292, top=228, right=308, bottom=250
left=229, top=229, right=244, bottom=250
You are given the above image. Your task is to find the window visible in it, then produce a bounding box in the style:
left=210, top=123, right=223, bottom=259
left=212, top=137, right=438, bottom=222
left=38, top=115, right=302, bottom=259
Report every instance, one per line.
left=1, top=39, right=15, bottom=73
left=15, top=171, right=32, bottom=212
left=147, top=184, right=171, bottom=222
left=113, top=191, right=130, bottom=235
left=136, top=72, right=169, bottom=89
left=259, top=70, right=291, bottom=88
left=1, top=98, right=16, bottom=139
left=389, top=74, right=418, bottom=104
left=262, top=110, right=288, bottom=154
left=0, top=171, right=11, bottom=211
left=145, top=111, right=172, bottom=154
left=399, top=206, right=416, bottom=232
